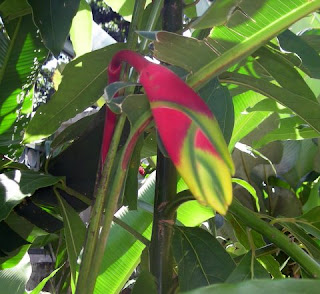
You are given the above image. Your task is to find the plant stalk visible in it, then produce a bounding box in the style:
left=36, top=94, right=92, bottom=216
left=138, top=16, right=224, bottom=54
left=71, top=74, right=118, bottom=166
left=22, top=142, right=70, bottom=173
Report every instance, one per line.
left=149, top=1, right=182, bottom=293
left=229, top=200, right=320, bottom=278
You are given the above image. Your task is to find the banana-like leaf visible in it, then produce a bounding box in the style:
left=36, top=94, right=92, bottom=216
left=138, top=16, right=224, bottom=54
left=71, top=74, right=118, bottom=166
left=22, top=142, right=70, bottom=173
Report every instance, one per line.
left=24, top=43, right=125, bottom=143
left=0, top=0, right=31, bottom=22
left=27, top=0, right=80, bottom=56
left=187, top=0, right=320, bottom=89
left=182, top=279, right=320, bottom=294
left=0, top=252, right=31, bottom=294
left=0, top=15, right=47, bottom=156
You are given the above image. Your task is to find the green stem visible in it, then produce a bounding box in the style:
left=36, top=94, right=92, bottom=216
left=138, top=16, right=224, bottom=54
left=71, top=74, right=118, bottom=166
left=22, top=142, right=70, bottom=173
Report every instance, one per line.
left=139, top=0, right=164, bottom=52
left=76, top=115, right=127, bottom=294
left=149, top=2, right=182, bottom=292
left=229, top=200, right=320, bottom=278
left=76, top=1, right=147, bottom=292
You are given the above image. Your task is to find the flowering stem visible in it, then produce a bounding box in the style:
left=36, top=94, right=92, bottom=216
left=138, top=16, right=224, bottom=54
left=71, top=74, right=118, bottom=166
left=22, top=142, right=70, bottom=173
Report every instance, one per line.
left=149, top=1, right=182, bottom=293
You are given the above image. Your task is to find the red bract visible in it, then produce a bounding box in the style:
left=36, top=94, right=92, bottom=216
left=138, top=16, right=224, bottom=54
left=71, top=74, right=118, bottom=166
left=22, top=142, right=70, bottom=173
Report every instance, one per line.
left=102, top=50, right=234, bottom=214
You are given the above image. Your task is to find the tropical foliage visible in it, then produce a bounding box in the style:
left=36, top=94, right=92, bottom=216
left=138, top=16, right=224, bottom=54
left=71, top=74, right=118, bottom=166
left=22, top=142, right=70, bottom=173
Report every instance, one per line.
left=0, top=0, right=320, bottom=293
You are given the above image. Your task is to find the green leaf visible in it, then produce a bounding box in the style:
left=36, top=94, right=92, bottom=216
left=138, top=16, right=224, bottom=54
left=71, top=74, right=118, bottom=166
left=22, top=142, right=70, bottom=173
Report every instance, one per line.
left=0, top=252, right=31, bottom=294
left=226, top=252, right=270, bottom=282
left=70, top=0, right=92, bottom=57
left=56, top=194, right=86, bottom=292
left=302, top=177, right=320, bottom=213
left=253, top=46, right=317, bottom=102
left=296, top=205, right=320, bottom=239
left=30, top=265, right=63, bottom=294
left=24, top=43, right=125, bottom=143
left=172, top=226, right=235, bottom=291
left=229, top=91, right=272, bottom=150
left=282, top=222, right=320, bottom=262
left=278, top=29, right=320, bottom=79
left=27, top=0, right=80, bottom=56
left=253, top=117, right=320, bottom=149
left=232, top=178, right=260, bottom=212
left=198, top=78, right=234, bottom=144
left=191, top=0, right=240, bottom=29
left=187, top=0, right=320, bottom=89
left=182, top=279, right=320, bottom=294
left=0, top=170, right=62, bottom=222
left=132, top=271, right=157, bottom=294
left=0, top=0, right=31, bottom=22
left=220, top=72, right=320, bottom=134
left=0, top=15, right=48, bottom=156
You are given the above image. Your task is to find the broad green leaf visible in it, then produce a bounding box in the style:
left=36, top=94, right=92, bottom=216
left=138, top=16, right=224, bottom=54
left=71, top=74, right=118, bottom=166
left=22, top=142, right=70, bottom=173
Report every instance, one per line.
left=229, top=91, right=272, bottom=150
left=253, top=117, right=320, bottom=149
left=0, top=252, right=31, bottom=294
left=70, top=0, right=92, bottom=57
left=0, top=170, right=62, bottom=222
left=30, top=265, right=63, bottom=294
left=131, top=271, right=157, bottom=294
left=247, top=99, right=293, bottom=114
left=253, top=47, right=317, bottom=101
left=198, top=78, right=234, bottom=144
left=0, top=0, right=31, bottom=22
left=187, top=0, right=320, bottom=89
left=220, top=72, right=320, bottom=133
left=182, top=279, right=320, bottom=294
left=191, top=0, right=240, bottom=29
left=0, top=15, right=47, bottom=156
left=172, top=226, right=235, bottom=291
left=278, top=29, right=320, bottom=79
left=57, top=195, right=86, bottom=293
left=226, top=252, right=270, bottom=282
left=297, top=205, right=320, bottom=239
left=27, top=0, right=80, bottom=56
left=24, top=43, right=125, bottom=143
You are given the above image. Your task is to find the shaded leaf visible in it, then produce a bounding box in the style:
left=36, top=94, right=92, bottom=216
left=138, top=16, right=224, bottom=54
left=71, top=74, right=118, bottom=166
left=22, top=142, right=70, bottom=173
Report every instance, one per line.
left=278, top=29, right=320, bottom=79
left=27, top=0, right=80, bottom=56
left=182, top=279, right=320, bottom=294
left=0, top=252, right=31, bottom=294
left=57, top=194, right=86, bottom=292
left=198, top=78, right=234, bottom=144
left=0, top=0, right=31, bottom=22
left=226, top=252, right=270, bottom=282
left=253, top=117, right=320, bottom=149
left=172, top=226, right=235, bottom=291
left=296, top=206, right=320, bottom=239
left=24, top=43, right=125, bottom=143
left=132, top=271, right=157, bottom=294
left=0, top=170, right=62, bottom=222
left=191, top=0, right=240, bottom=29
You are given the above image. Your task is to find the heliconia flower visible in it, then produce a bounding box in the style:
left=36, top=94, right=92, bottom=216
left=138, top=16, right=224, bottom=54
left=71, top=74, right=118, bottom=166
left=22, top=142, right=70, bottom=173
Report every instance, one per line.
left=102, top=50, right=235, bottom=215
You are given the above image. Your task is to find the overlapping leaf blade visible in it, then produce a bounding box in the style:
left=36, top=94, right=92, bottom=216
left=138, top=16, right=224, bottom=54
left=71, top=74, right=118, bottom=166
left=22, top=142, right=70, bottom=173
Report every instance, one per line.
left=0, top=15, right=47, bottom=156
